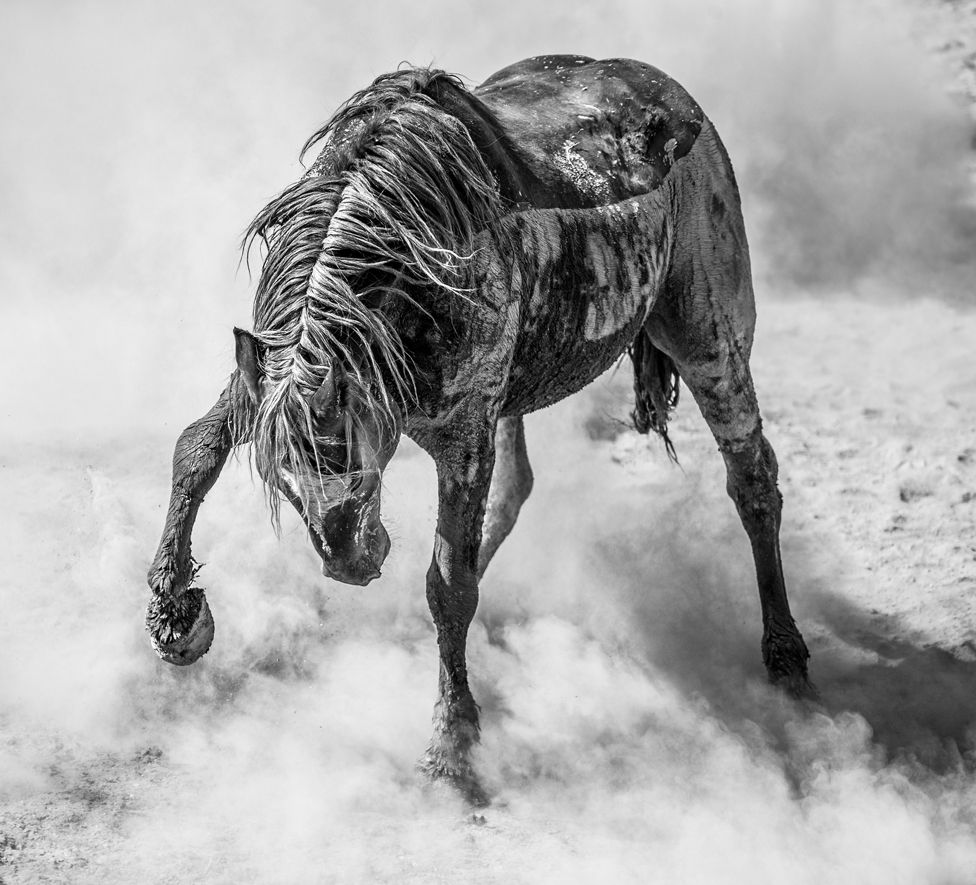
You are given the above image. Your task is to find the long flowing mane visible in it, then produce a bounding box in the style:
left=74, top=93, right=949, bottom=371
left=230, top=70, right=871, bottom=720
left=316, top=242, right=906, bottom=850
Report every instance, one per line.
left=240, top=68, right=503, bottom=516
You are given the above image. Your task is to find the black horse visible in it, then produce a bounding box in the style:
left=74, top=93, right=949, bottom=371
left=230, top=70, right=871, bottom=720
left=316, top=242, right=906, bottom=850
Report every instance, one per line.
left=147, top=56, right=813, bottom=804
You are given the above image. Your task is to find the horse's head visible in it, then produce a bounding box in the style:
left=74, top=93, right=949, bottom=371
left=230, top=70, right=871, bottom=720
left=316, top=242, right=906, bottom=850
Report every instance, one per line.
left=234, top=328, right=400, bottom=586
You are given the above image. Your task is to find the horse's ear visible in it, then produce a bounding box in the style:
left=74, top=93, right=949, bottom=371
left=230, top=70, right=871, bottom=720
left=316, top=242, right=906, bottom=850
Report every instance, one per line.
left=234, top=327, right=264, bottom=404
left=310, top=364, right=343, bottom=420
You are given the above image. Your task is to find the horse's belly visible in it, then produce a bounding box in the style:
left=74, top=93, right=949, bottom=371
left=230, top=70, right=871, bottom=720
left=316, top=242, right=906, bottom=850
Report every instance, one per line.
left=501, top=283, right=655, bottom=416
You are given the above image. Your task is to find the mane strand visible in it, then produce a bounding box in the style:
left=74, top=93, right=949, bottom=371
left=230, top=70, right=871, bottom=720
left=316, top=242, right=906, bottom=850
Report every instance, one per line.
left=239, top=67, right=504, bottom=522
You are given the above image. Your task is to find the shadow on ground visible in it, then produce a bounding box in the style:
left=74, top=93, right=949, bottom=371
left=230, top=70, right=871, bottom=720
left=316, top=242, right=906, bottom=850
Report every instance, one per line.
left=810, top=593, right=976, bottom=770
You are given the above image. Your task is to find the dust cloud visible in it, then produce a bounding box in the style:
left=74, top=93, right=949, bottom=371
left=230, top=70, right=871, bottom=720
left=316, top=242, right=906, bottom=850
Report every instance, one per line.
left=2, top=0, right=976, bottom=882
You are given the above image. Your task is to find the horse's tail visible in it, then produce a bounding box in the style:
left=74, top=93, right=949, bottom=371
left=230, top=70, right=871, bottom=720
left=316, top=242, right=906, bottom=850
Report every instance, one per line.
left=629, top=328, right=680, bottom=461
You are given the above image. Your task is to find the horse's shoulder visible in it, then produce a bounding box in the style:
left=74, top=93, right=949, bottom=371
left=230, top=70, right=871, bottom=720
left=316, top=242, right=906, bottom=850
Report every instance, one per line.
left=473, top=56, right=705, bottom=206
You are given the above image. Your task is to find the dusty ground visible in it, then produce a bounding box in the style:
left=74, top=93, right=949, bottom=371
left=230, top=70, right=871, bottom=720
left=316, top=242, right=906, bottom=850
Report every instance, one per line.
left=2, top=1, right=976, bottom=883
left=6, top=295, right=976, bottom=885
left=4, top=293, right=976, bottom=884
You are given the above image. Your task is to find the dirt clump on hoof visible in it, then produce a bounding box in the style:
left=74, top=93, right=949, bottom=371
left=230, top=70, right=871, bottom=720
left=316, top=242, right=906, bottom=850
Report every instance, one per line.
left=146, top=585, right=215, bottom=665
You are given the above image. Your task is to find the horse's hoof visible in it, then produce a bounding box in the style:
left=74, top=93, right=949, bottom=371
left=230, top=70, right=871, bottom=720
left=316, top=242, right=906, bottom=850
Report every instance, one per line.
left=419, top=753, right=490, bottom=808
left=455, top=774, right=490, bottom=809
left=763, top=630, right=818, bottom=701
left=147, top=586, right=215, bottom=666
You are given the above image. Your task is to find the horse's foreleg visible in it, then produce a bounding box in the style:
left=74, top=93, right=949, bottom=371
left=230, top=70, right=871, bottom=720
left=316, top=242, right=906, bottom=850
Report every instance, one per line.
left=477, top=415, right=533, bottom=579
left=420, top=417, right=497, bottom=805
left=146, top=380, right=247, bottom=665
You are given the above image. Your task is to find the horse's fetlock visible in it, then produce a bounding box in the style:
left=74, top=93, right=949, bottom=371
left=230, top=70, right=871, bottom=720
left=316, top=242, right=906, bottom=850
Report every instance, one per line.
left=433, top=688, right=480, bottom=729
left=147, top=561, right=177, bottom=596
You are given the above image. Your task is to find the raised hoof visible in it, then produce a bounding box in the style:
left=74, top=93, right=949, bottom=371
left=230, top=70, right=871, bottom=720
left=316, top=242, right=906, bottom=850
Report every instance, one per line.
left=147, top=586, right=215, bottom=666
left=419, top=753, right=490, bottom=808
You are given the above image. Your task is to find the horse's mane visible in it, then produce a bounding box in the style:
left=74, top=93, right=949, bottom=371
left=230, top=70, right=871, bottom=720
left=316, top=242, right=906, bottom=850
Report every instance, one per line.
left=240, top=68, right=503, bottom=519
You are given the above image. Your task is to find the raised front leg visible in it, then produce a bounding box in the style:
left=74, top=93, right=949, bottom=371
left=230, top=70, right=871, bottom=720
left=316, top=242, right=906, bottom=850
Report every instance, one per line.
left=146, top=379, right=249, bottom=665
left=420, top=414, right=497, bottom=805
left=477, top=415, right=533, bottom=579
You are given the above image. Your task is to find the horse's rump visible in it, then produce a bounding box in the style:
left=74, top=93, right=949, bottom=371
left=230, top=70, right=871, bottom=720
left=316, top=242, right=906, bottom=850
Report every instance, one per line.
left=473, top=56, right=705, bottom=208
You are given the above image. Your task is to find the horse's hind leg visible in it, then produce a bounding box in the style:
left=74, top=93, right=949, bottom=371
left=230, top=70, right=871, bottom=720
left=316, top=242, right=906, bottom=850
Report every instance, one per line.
left=477, top=416, right=533, bottom=579
left=647, top=122, right=814, bottom=697
left=654, top=321, right=813, bottom=695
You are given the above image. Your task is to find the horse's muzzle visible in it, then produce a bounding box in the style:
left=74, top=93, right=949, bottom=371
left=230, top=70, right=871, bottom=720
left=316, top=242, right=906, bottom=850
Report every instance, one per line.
left=321, top=560, right=382, bottom=586
left=310, top=520, right=390, bottom=587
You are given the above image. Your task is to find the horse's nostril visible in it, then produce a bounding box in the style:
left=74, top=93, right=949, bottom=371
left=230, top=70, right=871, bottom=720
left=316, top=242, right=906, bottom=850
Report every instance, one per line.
left=359, top=562, right=380, bottom=581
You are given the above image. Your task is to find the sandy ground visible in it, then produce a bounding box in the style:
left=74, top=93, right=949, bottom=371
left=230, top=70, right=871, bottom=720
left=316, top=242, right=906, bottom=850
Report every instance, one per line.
left=2, top=1, right=976, bottom=883
left=5, top=293, right=976, bottom=885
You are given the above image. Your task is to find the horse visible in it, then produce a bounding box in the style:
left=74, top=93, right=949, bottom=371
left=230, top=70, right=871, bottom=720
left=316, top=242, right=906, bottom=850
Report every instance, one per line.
left=146, top=55, right=814, bottom=804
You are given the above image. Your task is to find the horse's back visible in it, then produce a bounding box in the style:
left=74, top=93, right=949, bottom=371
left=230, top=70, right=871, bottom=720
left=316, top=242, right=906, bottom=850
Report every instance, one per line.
left=474, top=56, right=705, bottom=208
